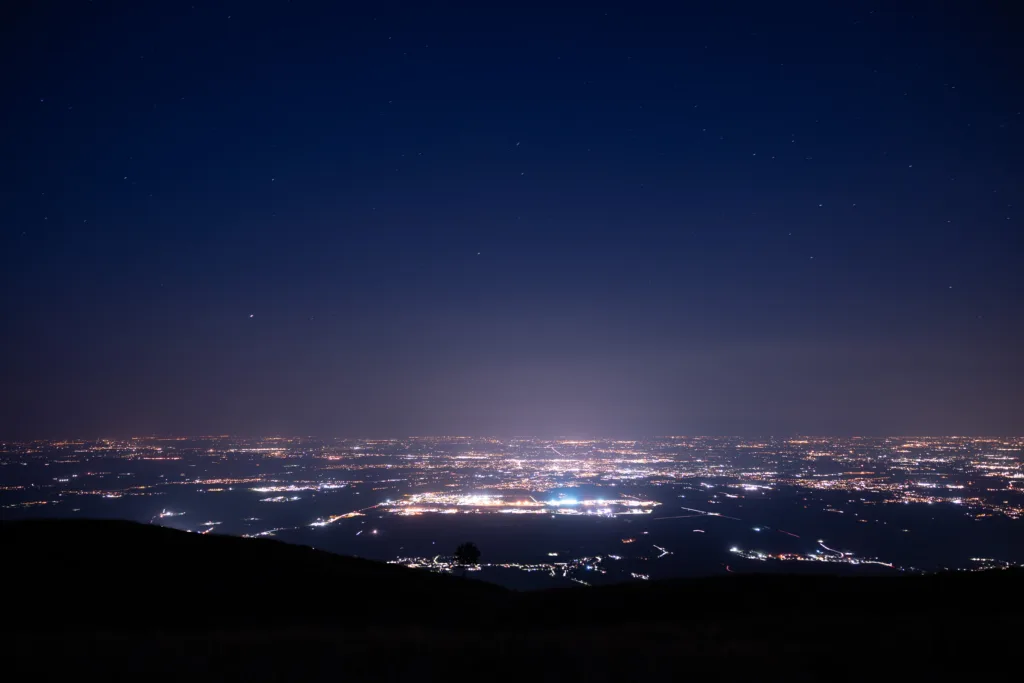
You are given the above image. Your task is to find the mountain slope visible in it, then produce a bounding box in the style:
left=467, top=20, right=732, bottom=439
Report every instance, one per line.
left=2, top=518, right=505, bottom=629
left=3, top=519, right=1020, bottom=679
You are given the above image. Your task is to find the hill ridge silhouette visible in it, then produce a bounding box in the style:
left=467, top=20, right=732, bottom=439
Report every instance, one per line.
left=4, top=519, right=1020, bottom=678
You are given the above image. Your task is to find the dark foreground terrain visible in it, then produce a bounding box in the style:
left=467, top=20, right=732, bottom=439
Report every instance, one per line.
left=2, top=519, right=1019, bottom=680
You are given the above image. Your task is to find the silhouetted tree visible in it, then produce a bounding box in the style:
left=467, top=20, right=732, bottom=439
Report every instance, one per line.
left=453, top=542, right=481, bottom=575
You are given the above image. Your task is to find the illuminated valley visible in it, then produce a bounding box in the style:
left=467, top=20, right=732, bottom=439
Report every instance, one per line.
left=2, top=436, right=1022, bottom=588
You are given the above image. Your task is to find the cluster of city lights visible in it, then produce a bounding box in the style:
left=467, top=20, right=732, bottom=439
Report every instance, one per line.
left=3, top=435, right=1021, bottom=579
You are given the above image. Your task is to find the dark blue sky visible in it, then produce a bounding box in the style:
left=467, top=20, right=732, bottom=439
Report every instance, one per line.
left=2, top=1, right=1022, bottom=438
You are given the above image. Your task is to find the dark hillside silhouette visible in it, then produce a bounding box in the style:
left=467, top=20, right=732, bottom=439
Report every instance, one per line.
left=3, top=519, right=1020, bottom=679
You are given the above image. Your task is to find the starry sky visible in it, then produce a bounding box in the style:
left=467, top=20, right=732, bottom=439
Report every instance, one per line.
left=2, top=1, right=1022, bottom=438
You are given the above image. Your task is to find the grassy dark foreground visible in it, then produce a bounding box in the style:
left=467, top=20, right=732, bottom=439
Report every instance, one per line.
left=2, top=519, right=1018, bottom=680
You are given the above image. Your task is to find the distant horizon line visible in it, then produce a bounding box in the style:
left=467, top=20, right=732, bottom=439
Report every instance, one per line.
left=4, top=433, right=1022, bottom=442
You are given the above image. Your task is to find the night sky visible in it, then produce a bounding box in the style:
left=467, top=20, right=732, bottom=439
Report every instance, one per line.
left=3, top=2, right=1022, bottom=438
